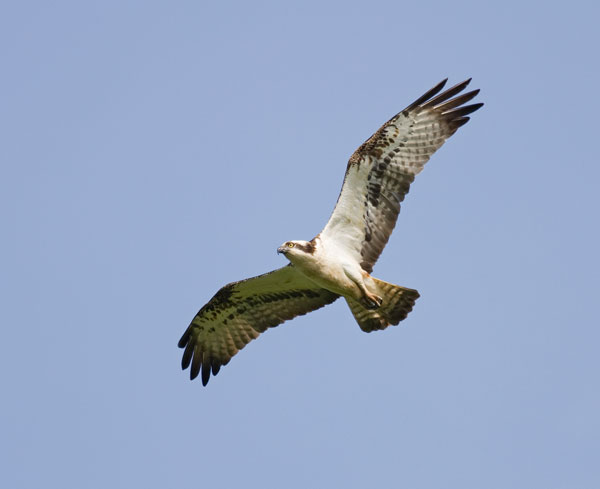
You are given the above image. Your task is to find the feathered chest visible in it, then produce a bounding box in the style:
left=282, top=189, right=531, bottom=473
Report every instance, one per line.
left=287, top=240, right=360, bottom=295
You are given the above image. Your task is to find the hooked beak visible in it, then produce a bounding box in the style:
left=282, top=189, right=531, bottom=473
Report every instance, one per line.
left=277, top=246, right=287, bottom=255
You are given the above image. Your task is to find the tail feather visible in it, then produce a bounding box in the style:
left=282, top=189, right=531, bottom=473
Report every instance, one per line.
left=347, top=278, right=419, bottom=332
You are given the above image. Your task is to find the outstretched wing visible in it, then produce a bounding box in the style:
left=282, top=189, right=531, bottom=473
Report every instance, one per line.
left=178, top=265, right=339, bottom=385
left=319, top=79, right=483, bottom=273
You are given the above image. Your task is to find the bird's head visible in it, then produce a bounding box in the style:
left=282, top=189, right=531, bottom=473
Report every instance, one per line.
left=277, top=240, right=316, bottom=263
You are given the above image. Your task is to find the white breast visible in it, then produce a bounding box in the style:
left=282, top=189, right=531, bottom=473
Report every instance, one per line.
left=290, top=237, right=363, bottom=298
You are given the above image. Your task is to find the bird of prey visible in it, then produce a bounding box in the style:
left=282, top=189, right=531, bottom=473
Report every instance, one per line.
left=178, top=78, right=483, bottom=385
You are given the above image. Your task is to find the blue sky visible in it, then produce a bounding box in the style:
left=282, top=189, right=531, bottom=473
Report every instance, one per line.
left=2, top=1, right=599, bottom=488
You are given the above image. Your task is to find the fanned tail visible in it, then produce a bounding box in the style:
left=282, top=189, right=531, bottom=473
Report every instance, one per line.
left=346, top=278, right=419, bottom=332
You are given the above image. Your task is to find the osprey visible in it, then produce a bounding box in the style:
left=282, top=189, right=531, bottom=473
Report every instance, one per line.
left=179, top=78, right=483, bottom=385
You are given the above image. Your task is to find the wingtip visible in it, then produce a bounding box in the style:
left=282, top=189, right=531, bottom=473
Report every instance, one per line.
left=181, top=355, right=191, bottom=371
left=421, top=78, right=482, bottom=112
left=448, top=102, right=484, bottom=118
left=453, top=116, right=471, bottom=129
left=453, top=78, right=472, bottom=92
left=432, top=78, right=448, bottom=94
left=190, top=352, right=201, bottom=380
left=201, top=367, right=211, bottom=386
left=402, top=78, right=450, bottom=113
left=177, top=328, right=190, bottom=349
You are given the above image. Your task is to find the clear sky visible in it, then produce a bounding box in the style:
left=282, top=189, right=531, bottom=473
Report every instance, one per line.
left=2, top=1, right=599, bottom=488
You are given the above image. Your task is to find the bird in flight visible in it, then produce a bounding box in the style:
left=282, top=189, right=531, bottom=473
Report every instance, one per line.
left=179, top=78, right=483, bottom=385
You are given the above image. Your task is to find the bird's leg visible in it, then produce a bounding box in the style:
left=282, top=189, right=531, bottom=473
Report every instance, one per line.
left=359, top=270, right=383, bottom=309
left=344, top=266, right=382, bottom=309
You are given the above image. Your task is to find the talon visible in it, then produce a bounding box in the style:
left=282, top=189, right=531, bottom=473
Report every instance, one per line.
left=363, top=294, right=383, bottom=309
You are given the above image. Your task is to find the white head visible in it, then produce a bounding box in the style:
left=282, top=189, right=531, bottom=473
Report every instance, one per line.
left=277, top=240, right=316, bottom=264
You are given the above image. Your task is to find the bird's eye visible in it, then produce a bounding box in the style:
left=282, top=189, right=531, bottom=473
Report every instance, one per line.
left=287, top=242, right=295, bottom=248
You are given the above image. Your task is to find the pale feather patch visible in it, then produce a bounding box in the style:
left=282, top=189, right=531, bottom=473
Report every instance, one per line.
left=319, top=79, right=483, bottom=273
